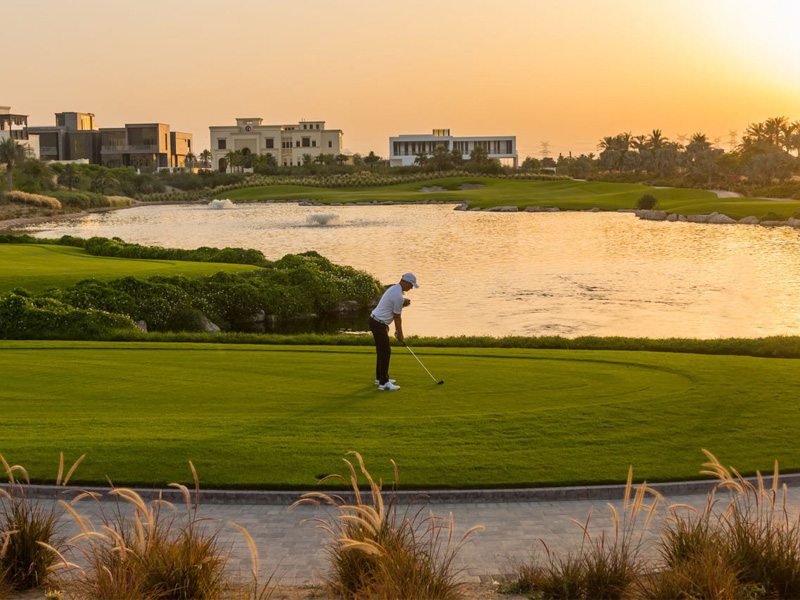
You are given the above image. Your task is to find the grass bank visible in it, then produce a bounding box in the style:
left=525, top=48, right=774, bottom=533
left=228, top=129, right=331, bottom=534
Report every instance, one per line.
left=2, top=340, right=798, bottom=489
left=0, top=244, right=260, bottom=293
left=215, top=177, right=800, bottom=220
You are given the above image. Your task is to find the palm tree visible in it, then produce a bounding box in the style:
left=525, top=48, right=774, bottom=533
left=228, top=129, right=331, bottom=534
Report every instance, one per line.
left=90, top=168, right=119, bottom=194
left=0, top=137, right=27, bottom=192
left=60, top=163, right=80, bottom=190
left=184, top=152, right=196, bottom=170
left=199, top=149, right=212, bottom=169
left=224, top=150, right=241, bottom=173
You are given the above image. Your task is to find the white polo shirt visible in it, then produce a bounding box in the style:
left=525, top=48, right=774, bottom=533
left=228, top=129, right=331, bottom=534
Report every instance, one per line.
left=371, top=284, right=404, bottom=325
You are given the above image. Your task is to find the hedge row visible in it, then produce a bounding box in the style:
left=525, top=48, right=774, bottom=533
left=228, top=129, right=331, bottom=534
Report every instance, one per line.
left=136, top=171, right=568, bottom=203
left=0, top=234, right=268, bottom=266
left=0, top=291, right=136, bottom=339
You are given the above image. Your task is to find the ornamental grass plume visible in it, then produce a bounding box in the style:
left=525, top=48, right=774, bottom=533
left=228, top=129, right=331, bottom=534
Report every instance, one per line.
left=507, top=466, right=662, bottom=599
left=49, top=462, right=271, bottom=600
left=6, top=191, right=62, bottom=210
left=642, top=450, right=800, bottom=599
left=292, top=451, right=483, bottom=600
left=0, top=451, right=82, bottom=592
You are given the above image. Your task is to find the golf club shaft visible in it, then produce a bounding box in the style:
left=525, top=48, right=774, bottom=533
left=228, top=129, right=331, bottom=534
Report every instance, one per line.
left=403, top=343, right=440, bottom=383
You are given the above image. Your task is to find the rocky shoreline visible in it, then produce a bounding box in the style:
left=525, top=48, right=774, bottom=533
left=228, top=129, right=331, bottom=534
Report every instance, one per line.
left=3, top=197, right=799, bottom=233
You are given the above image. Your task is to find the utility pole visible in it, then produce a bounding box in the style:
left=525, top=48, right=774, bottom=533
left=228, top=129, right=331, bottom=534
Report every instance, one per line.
left=712, top=136, right=722, bottom=148
left=539, top=141, right=551, bottom=159
left=728, top=130, right=738, bottom=152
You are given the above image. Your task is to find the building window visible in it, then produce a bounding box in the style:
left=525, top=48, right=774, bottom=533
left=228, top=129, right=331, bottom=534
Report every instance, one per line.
left=312, top=140, right=316, bottom=147
left=302, top=137, right=310, bottom=147
left=218, top=139, right=226, bottom=150
left=328, top=141, right=332, bottom=148
left=296, top=141, right=300, bottom=147
left=265, top=138, right=274, bottom=149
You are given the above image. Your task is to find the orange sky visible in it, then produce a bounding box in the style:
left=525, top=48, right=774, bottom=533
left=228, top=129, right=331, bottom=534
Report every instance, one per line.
left=6, top=0, right=800, bottom=158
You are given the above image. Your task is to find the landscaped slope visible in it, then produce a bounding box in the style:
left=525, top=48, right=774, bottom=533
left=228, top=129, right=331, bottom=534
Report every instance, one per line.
left=0, top=244, right=260, bottom=292
left=2, top=341, right=797, bottom=489
left=215, top=177, right=800, bottom=218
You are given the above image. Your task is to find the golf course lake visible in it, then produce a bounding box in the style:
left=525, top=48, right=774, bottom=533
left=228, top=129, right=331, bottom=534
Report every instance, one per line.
left=23, top=203, right=800, bottom=338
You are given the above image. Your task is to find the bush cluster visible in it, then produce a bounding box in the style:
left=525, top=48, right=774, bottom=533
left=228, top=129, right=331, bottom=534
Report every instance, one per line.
left=5, top=191, right=62, bottom=210
left=0, top=249, right=382, bottom=338
left=43, top=252, right=381, bottom=332
left=0, top=291, right=136, bottom=339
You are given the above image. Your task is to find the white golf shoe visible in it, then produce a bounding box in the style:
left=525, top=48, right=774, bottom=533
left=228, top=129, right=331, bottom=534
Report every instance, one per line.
left=379, top=381, right=401, bottom=391
left=375, top=378, right=396, bottom=385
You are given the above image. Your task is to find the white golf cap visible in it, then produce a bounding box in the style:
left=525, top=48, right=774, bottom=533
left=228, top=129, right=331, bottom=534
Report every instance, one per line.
left=401, top=272, right=419, bottom=288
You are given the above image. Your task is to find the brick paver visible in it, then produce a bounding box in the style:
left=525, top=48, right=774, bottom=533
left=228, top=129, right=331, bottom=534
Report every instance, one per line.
left=36, top=484, right=800, bottom=585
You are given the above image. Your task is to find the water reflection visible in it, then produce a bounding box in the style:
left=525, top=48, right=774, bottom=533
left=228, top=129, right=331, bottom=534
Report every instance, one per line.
left=22, top=204, right=800, bottom=338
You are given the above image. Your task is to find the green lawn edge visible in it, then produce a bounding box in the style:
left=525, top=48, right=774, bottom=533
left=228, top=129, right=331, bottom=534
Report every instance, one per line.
left=2, top=341, right=798, bottom=490
left=213, top=177, right=800, bottom=221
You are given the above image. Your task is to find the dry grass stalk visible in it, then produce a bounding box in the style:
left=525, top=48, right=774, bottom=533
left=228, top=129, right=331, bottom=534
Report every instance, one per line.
left=48, top=463, right=270, bottom=600
left=292, top=451, right=482, bottom=600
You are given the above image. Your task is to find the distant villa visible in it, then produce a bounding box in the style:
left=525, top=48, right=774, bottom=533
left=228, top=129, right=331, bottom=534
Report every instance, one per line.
left=389, top=128, right=518, bottom=167
left=29, top=111, right=193, bottom=170
left=209, top=118, right=343, bottom=172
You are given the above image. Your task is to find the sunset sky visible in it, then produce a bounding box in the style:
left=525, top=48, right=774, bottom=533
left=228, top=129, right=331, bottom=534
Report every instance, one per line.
left=6, top=0, right=800, bottom=159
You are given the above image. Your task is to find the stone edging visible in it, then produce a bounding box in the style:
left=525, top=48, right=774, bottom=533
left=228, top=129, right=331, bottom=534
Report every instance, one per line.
left=6, top=473, right=800, bottom=506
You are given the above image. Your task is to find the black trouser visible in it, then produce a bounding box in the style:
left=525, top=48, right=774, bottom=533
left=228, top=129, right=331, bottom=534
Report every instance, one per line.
left=369, top=316, right=391, bottom=385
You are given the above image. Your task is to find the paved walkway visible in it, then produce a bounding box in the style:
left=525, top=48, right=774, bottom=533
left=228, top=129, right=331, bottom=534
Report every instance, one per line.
left=39, top=483, right=800, bottom=586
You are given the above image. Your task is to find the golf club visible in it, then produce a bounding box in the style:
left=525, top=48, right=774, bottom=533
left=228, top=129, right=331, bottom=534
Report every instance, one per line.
left=403, top=342, right=444, bottom=385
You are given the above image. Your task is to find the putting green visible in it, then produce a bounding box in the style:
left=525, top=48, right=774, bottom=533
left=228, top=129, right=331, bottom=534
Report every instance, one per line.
left=1, top=341, right=797, bottom=489
left=0, top=244, right=260, bottom=293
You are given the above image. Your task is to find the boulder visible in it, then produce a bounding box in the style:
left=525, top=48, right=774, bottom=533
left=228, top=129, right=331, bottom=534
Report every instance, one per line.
left=486, top=206, right=519, bottom=212
left=738, top=216, right=760, bottom=225
left=635, top=210, right=668, bottom=221
left=135, top=320, right=148, bottom=333
left=468, top=207, right=482, bottom=211
left=687, top=214, right=710, bottom=223
left=239, top=310, right=266, bottom=324
left=524, top=206, right=544, bottom=212
left=454, top=203, right=468, bottom=211
left=198, top=313, right=221, bottom=333
left=786, top=218, right=800, bottom=229
left=760, top=220, right=787, bottom=227
left=707, top=212, right=738, bottom=225
left=617, top=208, right=638, bottom=213
left=588, top=207, right=601, bottom=212
left=666, top=213, right=679, bottom=222
left=678, top=215, right=689, bottom=222
left=335, top=300, right=361, bottom=313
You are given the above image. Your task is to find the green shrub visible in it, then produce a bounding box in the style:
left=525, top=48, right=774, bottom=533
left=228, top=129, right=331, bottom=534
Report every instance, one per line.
left=24, top=252, right=382, bottom=335
left=636, top=194, right=659, bottom=210
left=44, top=191, right=109, bottom=209
left=0, top=292, right=137, bottom=339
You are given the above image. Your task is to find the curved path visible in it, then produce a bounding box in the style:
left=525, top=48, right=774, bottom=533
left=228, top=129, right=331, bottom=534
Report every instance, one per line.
left=34, top=479, right=800, bottom=585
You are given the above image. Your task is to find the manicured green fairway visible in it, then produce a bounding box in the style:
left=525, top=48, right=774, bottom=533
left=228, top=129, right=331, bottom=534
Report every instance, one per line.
left=0, top=244, right=260, bottom=292
left=1, top=340, right=798, bottom=489
left=216, top=178, right=800, bottom=220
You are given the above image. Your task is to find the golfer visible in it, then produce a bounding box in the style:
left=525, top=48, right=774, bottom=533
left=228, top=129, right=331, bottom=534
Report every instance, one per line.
left=369, top=273, right=418, bottom=390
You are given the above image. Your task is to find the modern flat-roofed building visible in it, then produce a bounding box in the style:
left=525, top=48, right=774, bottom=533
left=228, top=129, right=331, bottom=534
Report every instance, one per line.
left=29, top=112, right=192, bottom=170
left=210, top=118, right=343, bottom=171
left=389, top=128, right=517, bottom=167
left=0, top=106, right=40, bottom=158
left=30, top=111, right=99, bottom=162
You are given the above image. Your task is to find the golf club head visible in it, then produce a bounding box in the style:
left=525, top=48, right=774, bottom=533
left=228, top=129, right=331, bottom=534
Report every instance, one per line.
left=437, top=380, right=444, bottom=385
